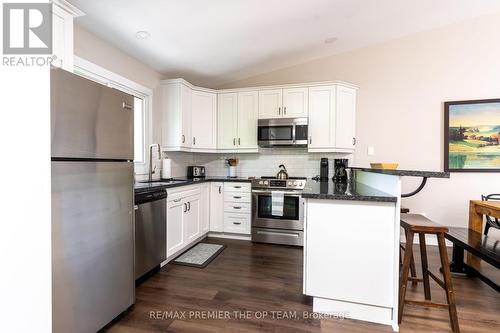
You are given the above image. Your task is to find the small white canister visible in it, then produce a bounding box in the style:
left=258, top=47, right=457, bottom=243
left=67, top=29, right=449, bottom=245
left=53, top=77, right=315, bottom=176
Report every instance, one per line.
left=228, top=166, right=237, bottom=178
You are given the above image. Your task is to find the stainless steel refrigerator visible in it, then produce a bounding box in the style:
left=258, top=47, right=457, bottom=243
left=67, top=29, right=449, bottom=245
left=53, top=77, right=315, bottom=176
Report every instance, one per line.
left=51, top=68, right=135, bottom=333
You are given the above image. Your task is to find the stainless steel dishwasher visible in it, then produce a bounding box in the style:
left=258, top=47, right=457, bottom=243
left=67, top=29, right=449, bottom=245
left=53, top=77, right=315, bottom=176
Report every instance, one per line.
left=134, top=188, right=167, bottom=280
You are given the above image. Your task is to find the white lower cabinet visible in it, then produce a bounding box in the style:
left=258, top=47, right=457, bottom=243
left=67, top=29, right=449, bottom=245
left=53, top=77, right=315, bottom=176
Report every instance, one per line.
left=222, top=182, right=251, bottom=235
left=166, top=198, right=185, bottom=256
left=166, top=182, right=251, bottom=259
left=200, top=183, right=210, bottom=233
left=183, top=194, right=200, bottom=244
left=209, top=182, right=224, bottom=232
left=166, top=186, right=205, bottom=258
left=224, top=214, right=251, bottom=234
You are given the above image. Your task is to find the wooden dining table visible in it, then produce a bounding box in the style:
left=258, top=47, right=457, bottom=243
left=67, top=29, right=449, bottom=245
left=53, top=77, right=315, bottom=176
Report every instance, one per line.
left=467, top=200, right=500, bottom=269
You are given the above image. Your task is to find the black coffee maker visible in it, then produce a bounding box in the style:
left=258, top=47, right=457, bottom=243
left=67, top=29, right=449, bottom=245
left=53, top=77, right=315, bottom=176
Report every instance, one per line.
left=320, top=158, right=329, bottom=181
left=333, top=159, right=349, bottom=182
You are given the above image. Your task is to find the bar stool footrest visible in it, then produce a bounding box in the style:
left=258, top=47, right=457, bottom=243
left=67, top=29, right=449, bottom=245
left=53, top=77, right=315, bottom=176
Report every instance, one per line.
left=405, top=299, right=449, bottom=309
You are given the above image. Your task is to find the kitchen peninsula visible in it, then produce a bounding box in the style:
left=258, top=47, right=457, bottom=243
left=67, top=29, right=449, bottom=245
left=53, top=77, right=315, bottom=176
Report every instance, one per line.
left=302, top=168, right=449, bottom=331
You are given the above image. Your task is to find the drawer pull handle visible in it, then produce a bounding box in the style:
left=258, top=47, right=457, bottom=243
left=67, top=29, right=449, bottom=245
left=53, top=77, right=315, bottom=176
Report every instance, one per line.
left=233, top=222, right=242, bottom=225
left=233, top=206, right=242, bottom=209
left=173, top=198, right=181, bottom=202
left=233, top=196, right=242, bottom=199
left=256, top=230, right=299, bottom=237
left=234, top=186, right=241, bottom=189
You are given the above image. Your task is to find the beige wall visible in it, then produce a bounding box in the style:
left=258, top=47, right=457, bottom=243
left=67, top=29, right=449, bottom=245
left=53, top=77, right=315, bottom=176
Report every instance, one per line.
left=222, top=13, right=500, bottom=228
left=73, top=24, right=164, bottom=147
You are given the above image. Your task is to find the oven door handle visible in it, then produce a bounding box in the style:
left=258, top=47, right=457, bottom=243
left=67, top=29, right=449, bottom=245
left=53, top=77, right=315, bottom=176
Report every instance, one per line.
left=251, top=189, right=303, bottom=196
left=255, top=230, right=300, bottom=237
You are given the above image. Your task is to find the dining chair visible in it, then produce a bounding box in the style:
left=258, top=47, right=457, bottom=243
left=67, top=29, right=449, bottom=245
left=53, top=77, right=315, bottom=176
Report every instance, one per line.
left=481, top=194, right=500, bottom=235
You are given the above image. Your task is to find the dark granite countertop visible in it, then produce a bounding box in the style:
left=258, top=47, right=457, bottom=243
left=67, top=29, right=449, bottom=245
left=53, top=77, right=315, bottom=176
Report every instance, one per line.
left=134, top=177, right=252, bottom=194
left=351, top=167, right=450, bottom=178
left=301, top=180, right=397, bottom=202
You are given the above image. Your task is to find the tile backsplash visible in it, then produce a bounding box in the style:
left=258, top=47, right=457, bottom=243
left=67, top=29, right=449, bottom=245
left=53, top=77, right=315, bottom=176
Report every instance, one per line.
left=192, top=148, right=353, bottom=179
left=138, top=148, right=353, bottom=180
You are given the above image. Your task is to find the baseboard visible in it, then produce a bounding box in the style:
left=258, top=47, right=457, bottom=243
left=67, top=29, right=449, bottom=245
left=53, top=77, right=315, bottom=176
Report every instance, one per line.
left=207, top=232, right=251, bottom=241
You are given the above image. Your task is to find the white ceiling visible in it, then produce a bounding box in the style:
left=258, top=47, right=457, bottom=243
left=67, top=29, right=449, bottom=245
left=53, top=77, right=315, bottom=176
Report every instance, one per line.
left=70, top=0, right=500, bottom=87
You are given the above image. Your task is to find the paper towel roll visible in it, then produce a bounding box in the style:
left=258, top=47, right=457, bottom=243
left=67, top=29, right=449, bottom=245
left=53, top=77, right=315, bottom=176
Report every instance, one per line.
left=161, top=158, right=171, bottom=179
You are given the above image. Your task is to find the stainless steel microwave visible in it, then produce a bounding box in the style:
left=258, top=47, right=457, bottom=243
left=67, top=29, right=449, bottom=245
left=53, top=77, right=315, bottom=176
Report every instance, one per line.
left=257, top=117, right=308, bottom=147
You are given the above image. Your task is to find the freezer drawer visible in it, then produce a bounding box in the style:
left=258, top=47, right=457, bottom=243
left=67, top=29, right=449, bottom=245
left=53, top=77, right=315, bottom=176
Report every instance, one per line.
left=252, top=227, right=304, bottom=246
left=51, top=68, right=134, bottom=160
left=52, top=161, right=134, bottom=333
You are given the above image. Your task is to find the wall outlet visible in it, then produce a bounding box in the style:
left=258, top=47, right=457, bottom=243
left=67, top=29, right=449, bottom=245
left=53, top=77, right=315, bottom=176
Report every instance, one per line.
left=367, top=146, right=375, bottom=156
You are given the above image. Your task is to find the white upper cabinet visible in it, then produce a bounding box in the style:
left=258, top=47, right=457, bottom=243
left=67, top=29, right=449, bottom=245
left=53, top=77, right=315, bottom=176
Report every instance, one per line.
left=335, top=86, right=357, bottom=151
left=237, top=91, right=258, bottom=149
left=191, top=90, right=217, bottom=150
left=217, top=91, right=258, bottom=152
left=308, top=84, right=357, bottom=153
left=51, top=0, right=84, bottom=72
left=258, top=88, right=308, bottom=119
left=161, top=79, right=217, bottom=152
left=161, top=81, right=192, bottom=150
left=162, top=78, right=356, bottom=153
left=217, top=93, right=238, bottom=149
left=308, top=86, right=335, bottom=150
left=258, top=89, right=282, bottom=119
left=282, top=88, right=308, bottom=118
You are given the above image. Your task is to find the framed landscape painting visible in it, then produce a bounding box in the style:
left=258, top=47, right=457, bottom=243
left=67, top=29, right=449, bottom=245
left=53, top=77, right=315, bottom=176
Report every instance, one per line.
left=444, top=99, right=500, bottom=172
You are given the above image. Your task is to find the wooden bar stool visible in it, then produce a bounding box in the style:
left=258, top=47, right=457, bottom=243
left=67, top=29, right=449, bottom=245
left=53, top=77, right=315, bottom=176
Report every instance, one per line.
left=399, top=208, right=418, bottom=286
left=399, top=214, right=460, bottom=332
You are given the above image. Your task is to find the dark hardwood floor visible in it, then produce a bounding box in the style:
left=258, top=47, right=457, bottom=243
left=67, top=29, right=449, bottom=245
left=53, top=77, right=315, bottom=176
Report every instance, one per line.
left=107, top=238, right=499, bottom=333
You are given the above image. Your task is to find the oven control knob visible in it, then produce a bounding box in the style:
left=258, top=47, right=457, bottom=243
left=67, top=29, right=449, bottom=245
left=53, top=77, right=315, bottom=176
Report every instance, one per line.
left=293, top=181, right=297, bottom=186
left=259, top=181, right=263, bottom=185
left=298, top=181, right=303, bottom=186
left=287, top=181, right=292, bottom=186
left=264, top=181, right=269, bottom=185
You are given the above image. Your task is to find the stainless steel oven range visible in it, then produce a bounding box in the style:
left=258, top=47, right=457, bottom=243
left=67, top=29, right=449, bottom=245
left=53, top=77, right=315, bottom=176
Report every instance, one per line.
left=251, top=177, right=306, bottom=246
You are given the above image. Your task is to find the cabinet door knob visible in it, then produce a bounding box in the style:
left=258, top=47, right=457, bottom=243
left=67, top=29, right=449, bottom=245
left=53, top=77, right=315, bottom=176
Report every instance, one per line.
left=278, top=107, right=281, bottom=115
left=183, top=203, right=187, bottom=213
left=193, top=137, right=196, bottom=145
left=352, top=137, right=356, bottom=145
left=233, top=138, right=236, bottom=146
left=309, top=136, right=312, bottom=144
left=219, top=186, right=221, bottom=194
left=187, top=201, right=191, bottom=211
left=284, top=106, right=286, bottom=115
left=238, top=138, right=241, bottom=145
left=182, top=135, right=185, bottom=143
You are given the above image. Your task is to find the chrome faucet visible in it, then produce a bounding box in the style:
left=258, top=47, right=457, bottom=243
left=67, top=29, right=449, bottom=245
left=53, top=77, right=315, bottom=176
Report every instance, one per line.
left=148, top=143, right=161, bottom=182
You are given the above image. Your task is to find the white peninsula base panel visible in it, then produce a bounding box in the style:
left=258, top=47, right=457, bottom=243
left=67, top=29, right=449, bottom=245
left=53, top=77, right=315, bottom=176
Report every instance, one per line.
left=304, top=198, right=400, bottom=331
